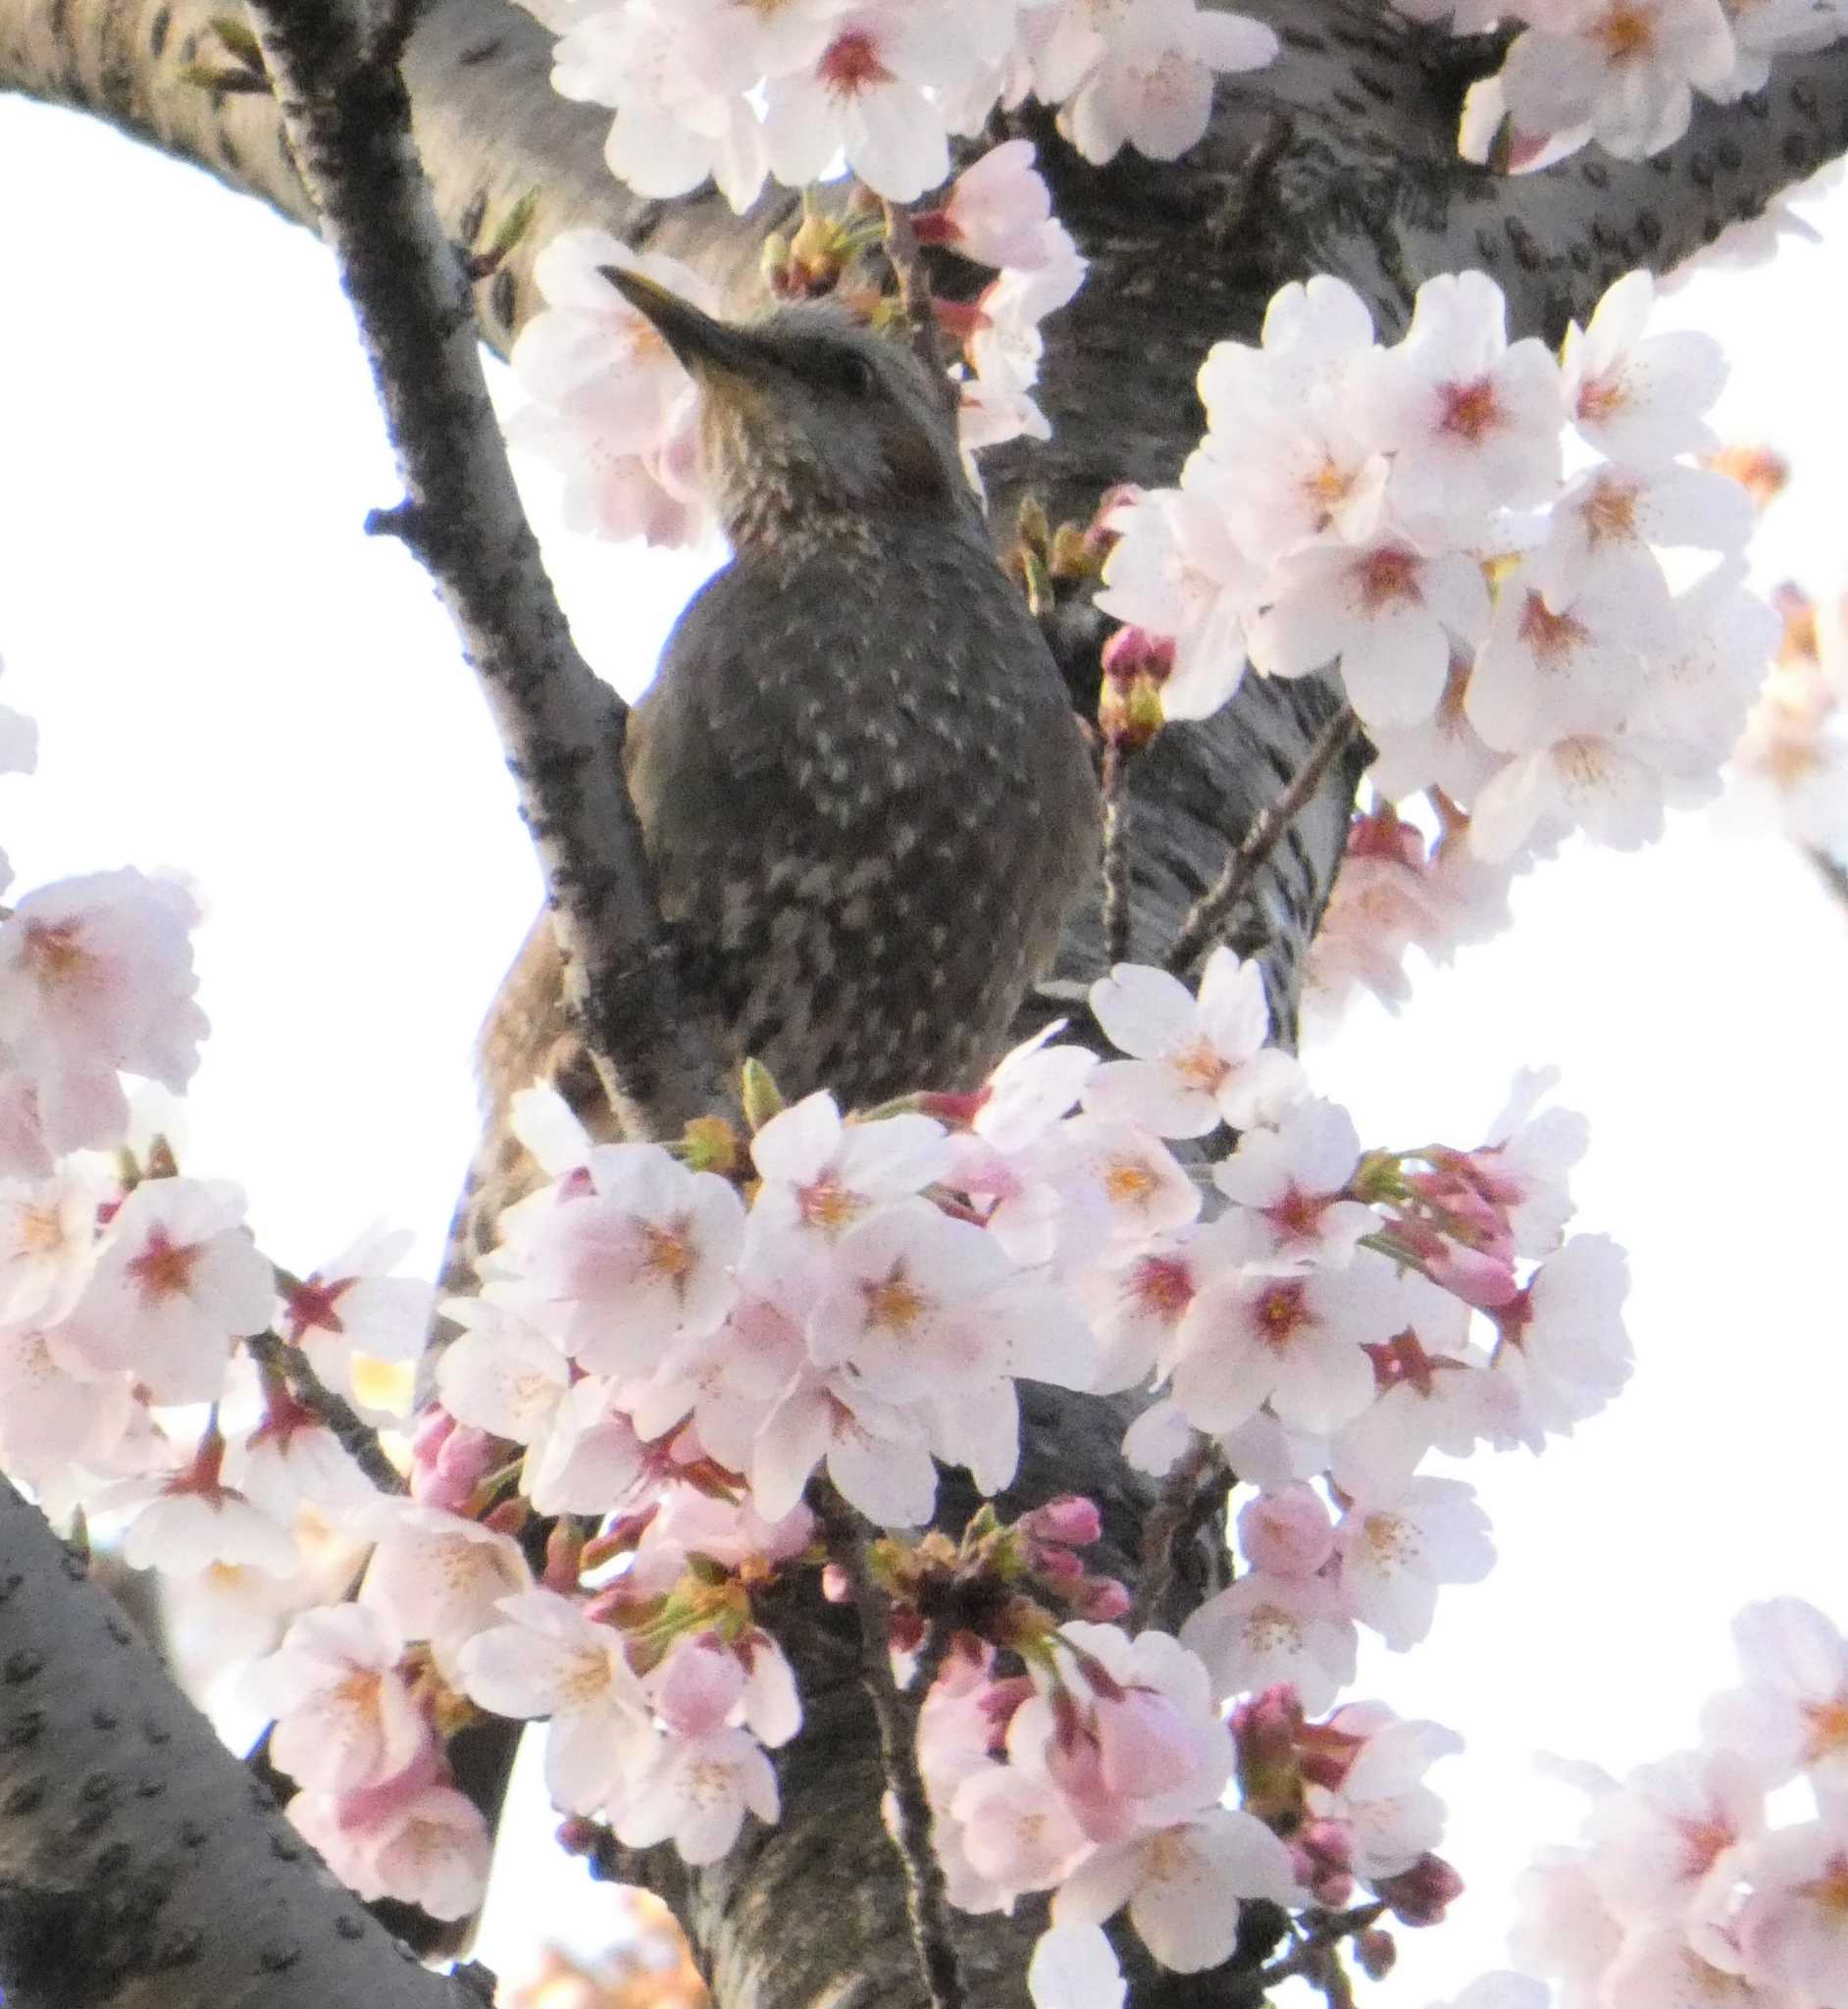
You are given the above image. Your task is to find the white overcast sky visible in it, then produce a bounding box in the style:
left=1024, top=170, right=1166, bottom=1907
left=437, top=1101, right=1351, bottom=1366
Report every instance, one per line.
left=2, top=86, right=1846, bottom=2009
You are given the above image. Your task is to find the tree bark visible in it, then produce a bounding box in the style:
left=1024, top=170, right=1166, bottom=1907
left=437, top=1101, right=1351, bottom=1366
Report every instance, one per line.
left=0, top=3, right=1842, bottom=2006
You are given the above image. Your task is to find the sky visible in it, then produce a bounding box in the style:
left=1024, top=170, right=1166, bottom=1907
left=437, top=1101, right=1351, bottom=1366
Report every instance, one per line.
left=1, top=81, right=1846, bottom=2009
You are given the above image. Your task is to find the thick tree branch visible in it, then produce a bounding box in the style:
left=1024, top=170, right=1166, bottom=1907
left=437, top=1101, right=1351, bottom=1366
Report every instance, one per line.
left=239, top=0, right=733, bottom=1144
left=0, top=1476, right=470, bottom=2009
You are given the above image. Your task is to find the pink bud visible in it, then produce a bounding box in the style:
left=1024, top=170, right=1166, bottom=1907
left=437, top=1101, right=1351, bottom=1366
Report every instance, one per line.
left=1238, top=1484, right=1336, bottom=1578
left=409, top=1411, right=495, bottom=1511
left=1354, top=1929, right=1397, bottom=1981
left=1023, top=1494, right=1104, bottom=1548
left=1075, top=1577, right=1132, bottom=1622
left=1377, top=1852, right=1464, bottom=1928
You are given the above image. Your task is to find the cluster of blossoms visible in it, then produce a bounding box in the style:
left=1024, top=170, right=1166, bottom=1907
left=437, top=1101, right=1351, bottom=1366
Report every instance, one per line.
left=1509, top=1597, right=1848, bottom=2007
left=1098, top=265, right=1779, bottom=1019
left=1389, top=0, right=1848, bottom=170
left=509, top=142, right=1083, bottom=546
left=519, top=0, right=1277, bottom=206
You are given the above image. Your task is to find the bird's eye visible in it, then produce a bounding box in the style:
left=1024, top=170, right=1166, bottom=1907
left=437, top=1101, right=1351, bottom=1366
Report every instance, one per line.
left=833, top=350, right=879, bottom=397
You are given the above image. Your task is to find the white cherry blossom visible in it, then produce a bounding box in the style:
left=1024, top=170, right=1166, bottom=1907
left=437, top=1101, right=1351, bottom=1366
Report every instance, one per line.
left=1084, top=950, right=1304, bottom=1138
left=244, top=1604, right=429, bottom=1794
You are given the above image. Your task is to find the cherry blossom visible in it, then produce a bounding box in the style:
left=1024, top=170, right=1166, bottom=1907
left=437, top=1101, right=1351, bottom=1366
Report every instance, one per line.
left=1212, top=1099, right=1377, bottom=1267
left=243, top=1604, right=429, bottom=1795
left=1253, top=538, right=1492, bottom=732
left=282, top=1225, right=433, bottom=1383
left=0, top=1320, right=132, bottom=1486
left=1584, top=1744, right=1767, bottom=1926
left=751, top=1093, right=950, bottom=1246
left=458, top=1589, right=654, bottom=1815
left=1171, top=1250, right=1410, bottom=1437
left=1306, top=1704, right=1464, bottom=1881
left=0, top=1166, right=101, bottom=1324
left=115, top=1444, right=301, bottom=1579
left=60, top=1176, right=273, bottom=1404
left=1703, top=1598, right=1848, bottom=1792
left=614, top=1723, right=781, bottom=1865
left=1027, top=1923, right=1127, bottom=2009
left=1085, top=949, right=1305, bottom=1138
left=1498, top=0, right=1738, bottom=160
left=1333, top=1476, right=1496, bottom=1651
left=1181, top=1571, right=1359, bottom=1713
left=1052, top=1805, right=1300, bottom=1971
left=507, top=230, right=715, bottom=547
left=926, top=138, right=1056, bottom=268
left=360, top=1503, right=535, bottom=1677
left=1345, top=270, right=1565, bottom=524
left=1493, top=1233, right=1633, bottom=1440
left=759, top=4, right=964, bottom=202
left=0, top=869, right=206, bottom=1155
left=501, top=1141, right=745, bottom=1373
left=1052, top=3, right=1279, bottom=165
left=1560, top=269, right=1728, bottom=461
left=287, top=1760, right=490, bottom=1922
left=1736, top=1820, right=1848, bottom=2000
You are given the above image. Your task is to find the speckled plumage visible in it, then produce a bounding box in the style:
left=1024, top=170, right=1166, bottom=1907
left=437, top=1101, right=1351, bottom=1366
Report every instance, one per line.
left=455, top=287, right=1099, bottom=1277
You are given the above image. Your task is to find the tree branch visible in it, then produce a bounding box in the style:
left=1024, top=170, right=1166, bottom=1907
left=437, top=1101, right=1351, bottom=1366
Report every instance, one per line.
left=0, top=1476, right=468, bottom=2009
left=819, top=1494, right=967, bottom=2009
left=239, top=0, right=734, bottom=1144
left=245, top=1328, right=405, bottom=1496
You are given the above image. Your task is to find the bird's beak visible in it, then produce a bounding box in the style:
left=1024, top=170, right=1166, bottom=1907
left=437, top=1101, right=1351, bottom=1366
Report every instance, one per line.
left=599, top=266, right=770, bottom=384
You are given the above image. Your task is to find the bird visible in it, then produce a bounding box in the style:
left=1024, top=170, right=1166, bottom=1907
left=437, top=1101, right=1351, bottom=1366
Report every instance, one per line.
left=455, top=269, right=1102, bottom=1266
left=400, top=273, right=1101, bottom=1961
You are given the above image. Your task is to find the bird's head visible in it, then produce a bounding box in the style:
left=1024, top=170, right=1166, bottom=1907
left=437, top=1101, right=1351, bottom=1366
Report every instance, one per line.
left=601, top=266, right=980, bottom=550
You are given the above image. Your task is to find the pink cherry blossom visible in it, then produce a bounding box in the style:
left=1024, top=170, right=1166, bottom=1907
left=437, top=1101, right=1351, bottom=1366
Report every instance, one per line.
left=1464, top=564, right=1646, bottom=756
left=752, top=1369, right=940, bottom=1525
left=1499, top=0, right=1737, bottom=161
left=244, top=1603, right=429, bottom=1795
left=287, top=1764, right=490, bottom=1921
left=760, top=4, right=965, bottom=202
left=1560, top=269, right=1728, bottom=460
left=1493, top=1233, right=1632, bottom=1441
left=614, top=1723, right=781, bottom=1865
left=1052, top=1805, right=1300, bottom=1971
left=1028, top=1923, right=1126, bottom=2009
left=1212, top=1099, right=1377, bottom=1267
left=1096, top=488, right=1262, bottom=721
left=506, top=230, right=716, bottom=547
left=1704, top=1598, right=1848, bottom=1791
left=1585, top=1744, right=1767, bottom=1927
left=1347, top=270, right=1565, bottom=524
left=1307, top=1704, right=1463, bottom=1880
left=458, top=1588, right=654, bottom=1815
left=1334, top=1476, right=1495, bottom=1651
left=1254, top=537, right=1492, bottom=732
left=61, top=1176, right=273, bottom=1404
left=929, top=138, right=1056, bottom=268
left=750, top=1092, right=949, bottom=1246
left=1172, top=1251, right=1409, bottom=1437
left=506, top=1141, right=744, bottom=1374
left=281, top=1225, right=433, bottom=1381
left=360, top=1503, right=535, bottom=1677
left=1237, top=1483, right=1336, bottom=1578
left=0, top=1320, right=131, bottom=1486
left=0, top=1167, right=102, bottom=1324
left=0, top=869, right=206, bottom=1157
left=1181, top=1571, right=1359, bottom=1713
left=1737, top=1819, right=1848, bottom=2001
left=1508, top=1845, right=1625, bottom=2004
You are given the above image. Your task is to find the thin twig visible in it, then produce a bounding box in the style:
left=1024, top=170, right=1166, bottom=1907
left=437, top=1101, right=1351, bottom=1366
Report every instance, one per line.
left=820, top=1491, right=967, bottom=2009
left=246, top=1330, right=405, bottom=1495
left=1130, top=1437, right=1223, bottom=1632
left=881, top=197, right=952, bottom=403
left=1101, top=740, right=1138, bottom=966
left=242, top=0, right=733, bottom=1143
left=1163, top=704, right=1360, bottom=976
left=1254, top=1901, right=1386, bottom=1989
left=1809, top=846, right=1848, bottom=914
